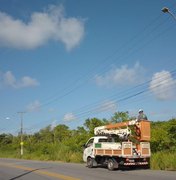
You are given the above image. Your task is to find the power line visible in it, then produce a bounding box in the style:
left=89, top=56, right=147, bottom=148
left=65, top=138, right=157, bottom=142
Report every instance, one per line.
left=5, top=68, right=176, bottom=133
left=62, top=69, right=176, bottom=116
left=62, top=71, right=176, bottom=119
left=19, top=69, right=176, bottom=132
left=2, top=4, right=176, bottom=134
left=40, top=21, right=175, bottom=109
left=36, top=12, right=172, bottom=109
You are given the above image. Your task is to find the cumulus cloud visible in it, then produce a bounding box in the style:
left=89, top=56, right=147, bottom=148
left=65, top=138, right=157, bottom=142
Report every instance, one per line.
left=97, top=100, right=117, bottom=113
left=63, top=112, right=76, bottom=122
left=3, top=71, right=39, bottom=88
left=51, top=119, right=57, bottom=130
left=149, top=70, right=176, bottom=100
left=0, top=5, right=85, bottom=50
left=95, top=62, right=145, bottom=87
left=26, top=100, right=41, bottom=112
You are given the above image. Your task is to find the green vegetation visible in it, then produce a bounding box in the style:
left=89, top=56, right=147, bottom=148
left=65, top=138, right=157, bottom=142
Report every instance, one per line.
left=150, top=119, right=176, bottom=170
left=151, top=151, right=176, bottom=170
left=0, top=112, right=176, bottom=170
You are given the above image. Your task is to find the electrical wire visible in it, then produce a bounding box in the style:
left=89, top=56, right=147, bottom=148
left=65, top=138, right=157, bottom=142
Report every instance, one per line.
left=36, top=12, right=172, bottom=108
left=1, top=3, right=176, bottom=134
left=17, top=69, right=176, bottom=132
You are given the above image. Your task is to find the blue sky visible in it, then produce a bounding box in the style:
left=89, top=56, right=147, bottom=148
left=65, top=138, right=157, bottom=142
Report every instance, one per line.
left=0, top=0, right=176, bottom=134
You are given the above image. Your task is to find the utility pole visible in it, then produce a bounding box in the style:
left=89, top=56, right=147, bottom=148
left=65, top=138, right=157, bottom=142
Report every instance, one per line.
left=17, top=112, right=25, bottom=157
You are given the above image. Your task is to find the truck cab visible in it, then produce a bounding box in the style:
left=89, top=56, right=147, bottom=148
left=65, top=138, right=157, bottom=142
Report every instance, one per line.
left=83, top=136, right=108, bottom=162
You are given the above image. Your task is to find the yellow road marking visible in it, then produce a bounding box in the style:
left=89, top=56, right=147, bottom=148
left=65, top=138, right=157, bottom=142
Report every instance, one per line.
left=0, top=162, right=81, bottom=180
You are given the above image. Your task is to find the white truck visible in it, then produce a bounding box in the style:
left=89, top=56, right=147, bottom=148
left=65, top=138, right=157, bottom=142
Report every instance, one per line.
left=83, top=120, right=151, bottom=170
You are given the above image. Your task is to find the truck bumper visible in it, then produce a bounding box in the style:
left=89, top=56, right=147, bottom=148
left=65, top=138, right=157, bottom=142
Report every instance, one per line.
left=123, top=161, right=149, bottom=166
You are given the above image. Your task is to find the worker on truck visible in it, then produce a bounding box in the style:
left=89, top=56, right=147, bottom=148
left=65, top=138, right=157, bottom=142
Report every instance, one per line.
left=138, top=109, right=148, bottom=121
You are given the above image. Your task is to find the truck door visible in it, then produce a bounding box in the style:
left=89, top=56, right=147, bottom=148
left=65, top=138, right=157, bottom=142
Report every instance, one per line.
left=83, top=138, right=94, bottom=162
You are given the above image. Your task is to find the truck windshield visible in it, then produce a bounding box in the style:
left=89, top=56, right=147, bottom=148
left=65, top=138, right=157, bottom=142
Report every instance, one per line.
left=86, top=138, right=94, bottom=147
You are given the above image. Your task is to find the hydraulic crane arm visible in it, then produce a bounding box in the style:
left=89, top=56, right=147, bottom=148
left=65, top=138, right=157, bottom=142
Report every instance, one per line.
left=94, top=119, right=150, bottom=141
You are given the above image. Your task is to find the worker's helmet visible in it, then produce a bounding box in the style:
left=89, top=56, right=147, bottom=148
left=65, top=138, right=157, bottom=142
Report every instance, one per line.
left=139, top=109, right=143, bottom=113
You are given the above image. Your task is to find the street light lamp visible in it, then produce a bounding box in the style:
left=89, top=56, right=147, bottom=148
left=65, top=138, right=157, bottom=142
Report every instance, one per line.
left=162, top=7, right=176, bottom=20
left=162, top=7, right=169, bottom=13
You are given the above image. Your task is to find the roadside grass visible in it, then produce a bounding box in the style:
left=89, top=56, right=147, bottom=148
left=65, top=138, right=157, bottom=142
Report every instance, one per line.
left=0, top=149, right=21, bottom=159
left=0, top=143, right=83, bottom=163
left=150, top=151, right=176, bottom=170
left=1, top=146, right=176, bottom=170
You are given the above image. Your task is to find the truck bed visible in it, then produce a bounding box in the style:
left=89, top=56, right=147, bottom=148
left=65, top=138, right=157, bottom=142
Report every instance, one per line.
left=94, top=142, right=150, bottom=157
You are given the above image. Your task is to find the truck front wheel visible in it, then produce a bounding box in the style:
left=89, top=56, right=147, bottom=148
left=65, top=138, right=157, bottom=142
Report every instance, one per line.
left=87, top=157, right=94, bottom=168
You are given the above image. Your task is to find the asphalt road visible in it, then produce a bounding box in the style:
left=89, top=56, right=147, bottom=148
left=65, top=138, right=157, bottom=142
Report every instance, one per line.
left=0, top=158, right=175, bottom=180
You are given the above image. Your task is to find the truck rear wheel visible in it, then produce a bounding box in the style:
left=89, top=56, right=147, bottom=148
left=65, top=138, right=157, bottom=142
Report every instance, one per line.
left=87, top=157, right=94, bottom=168
left=107, top=159, right=115, bottom=171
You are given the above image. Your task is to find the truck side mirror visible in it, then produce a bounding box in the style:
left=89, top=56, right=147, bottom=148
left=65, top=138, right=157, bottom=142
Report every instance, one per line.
left=82, top=144, right=86, bottom=148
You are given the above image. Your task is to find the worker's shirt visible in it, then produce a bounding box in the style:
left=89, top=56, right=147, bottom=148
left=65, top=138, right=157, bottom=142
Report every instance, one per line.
left=138, top=114, right=148, bottom=121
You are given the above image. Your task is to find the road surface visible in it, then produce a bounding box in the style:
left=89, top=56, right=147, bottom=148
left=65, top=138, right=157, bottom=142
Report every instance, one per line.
left=0, top=158, right=175, bottom=180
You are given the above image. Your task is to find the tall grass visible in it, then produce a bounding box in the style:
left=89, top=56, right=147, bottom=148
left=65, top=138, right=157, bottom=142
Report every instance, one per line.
left=151, top=151, right=176, bottom=170
left=1, top=145, right=176, bottom=170
left=0, top=143, right=83, bottom=163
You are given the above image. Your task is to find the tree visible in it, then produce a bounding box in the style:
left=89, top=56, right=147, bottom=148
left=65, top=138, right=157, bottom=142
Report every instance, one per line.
left=151, top=126, right=170, bottom=152
left=39, top=125, right=53, bottom=143
left=150, top=119, right=176, bottom=152
left=111, top=111, right=129, bottom=123
left=0, top=133, right=13, bottom=145
left=53, top=124, right=71, bottom=143
left=167, top=119, right=176, bottom=139
left=84, top=118, right=106, bottom=135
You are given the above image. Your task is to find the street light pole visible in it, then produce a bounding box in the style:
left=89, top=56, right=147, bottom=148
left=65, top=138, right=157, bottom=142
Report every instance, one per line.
left=17, top=112, right=25, bottom=157
left=162, top=7, right=176, bottom=21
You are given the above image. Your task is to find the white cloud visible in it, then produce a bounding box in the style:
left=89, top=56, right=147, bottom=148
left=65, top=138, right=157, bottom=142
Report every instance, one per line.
left=149, top=70, right=176, bottom=100
left=63, top=112, right=76, bottom=122
left=95, top=62, right=145, bottom=87
left=51, top=119, right=57, bottom=130
left=3, top=71, right=16, bottom=88
left=97, top=100, right=117, bottom=113
left=0, top=5, right=85, bottom=50
left=3, top=71, right=39, bottom=88
left=26, top=100, right=41, bottom=112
